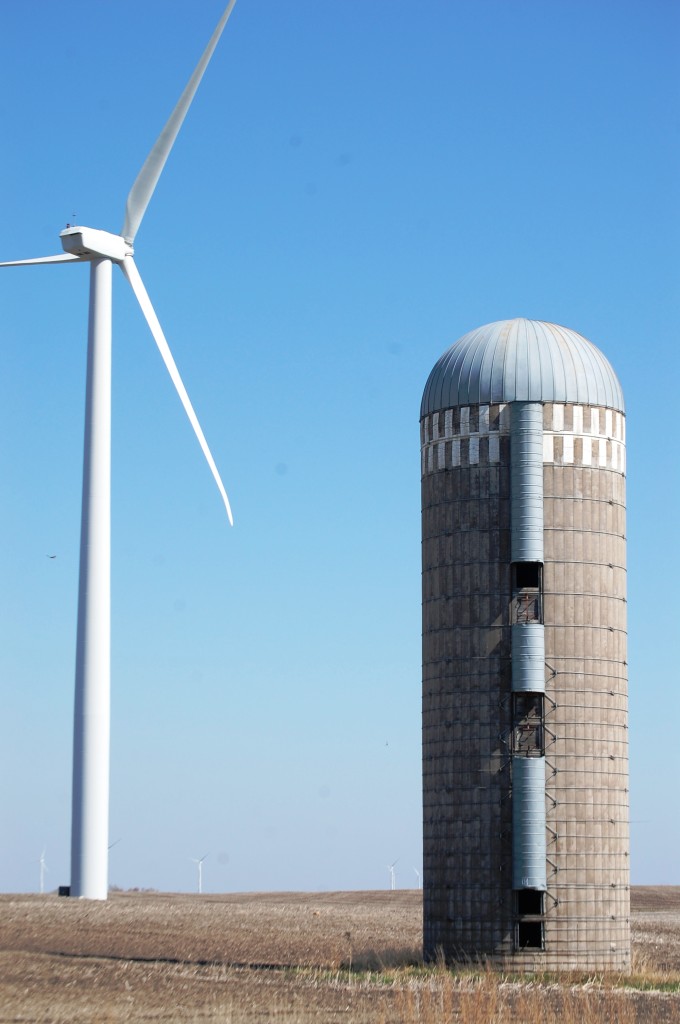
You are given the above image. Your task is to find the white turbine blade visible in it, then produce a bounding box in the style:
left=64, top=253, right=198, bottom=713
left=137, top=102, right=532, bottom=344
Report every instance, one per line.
left=120, top=257, right=233, bottom=525
left=122, top=0, right=237, bottom=243
left=0, top=254, right=80, bottom=267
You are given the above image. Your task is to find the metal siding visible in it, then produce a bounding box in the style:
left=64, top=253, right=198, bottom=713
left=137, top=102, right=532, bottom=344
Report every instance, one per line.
left=468, top=328, right=491, bottom=405
left=456, top=329, right=480, bottom=406
left=421, top=319, right=624, bottom=417
left=512, top=624, right=546, bottom=692
left=551, top=323, right=580, bottom=403
left=437, top=341, right=459, bottom=411
left=515, top=319, right=529, bottom=401
left=478, top=330, right=498, bottom=406
left=511, top=402, right=544, bottom=562
left=512, top=756, right=547, bottom=890
left=490, top=327, right=508, bottom=403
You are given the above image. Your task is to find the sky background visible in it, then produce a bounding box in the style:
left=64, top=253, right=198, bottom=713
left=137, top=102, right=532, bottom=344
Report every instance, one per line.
left=0, top=0, right=678, bottom=895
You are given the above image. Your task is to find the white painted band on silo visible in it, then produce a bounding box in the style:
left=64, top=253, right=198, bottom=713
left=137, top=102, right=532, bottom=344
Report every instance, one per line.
left=511, top=623, right=545, bottom=692
left=512, top=756, right=547, bottom=890
left=511, top=402, right=544, bottom=563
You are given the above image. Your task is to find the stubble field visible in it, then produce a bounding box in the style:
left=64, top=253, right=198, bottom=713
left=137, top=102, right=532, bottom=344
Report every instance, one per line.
left=1, top=887, right=679, bottom=1023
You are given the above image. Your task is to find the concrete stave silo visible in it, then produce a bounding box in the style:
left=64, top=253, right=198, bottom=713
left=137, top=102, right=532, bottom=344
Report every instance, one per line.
left=421, top=318, right=629, bottom=971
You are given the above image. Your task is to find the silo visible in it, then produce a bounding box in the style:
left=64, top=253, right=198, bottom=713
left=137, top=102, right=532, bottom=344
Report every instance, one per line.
left=421, top=318, right=629, bottom=971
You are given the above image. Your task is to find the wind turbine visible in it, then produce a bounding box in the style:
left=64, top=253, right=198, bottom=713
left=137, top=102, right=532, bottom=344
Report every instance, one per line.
left=1, top=2, right=238, bottom=900
left=192, top=854, right=208, bottom=895
left=413, top=867, right=421, bottom=890
left=388, top=859, right=398, bottom=891
left=39, top=850, right=48, bottom=895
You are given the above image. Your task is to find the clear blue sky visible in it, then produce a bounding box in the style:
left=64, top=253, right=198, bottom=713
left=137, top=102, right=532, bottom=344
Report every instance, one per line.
left=1, top=0, right=677, bottom=894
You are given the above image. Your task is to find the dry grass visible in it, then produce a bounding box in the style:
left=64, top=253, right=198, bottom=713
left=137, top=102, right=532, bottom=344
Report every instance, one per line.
left=1, top=888, right=679, bottom=1022
left=394, top=971, right=642, bottom=1024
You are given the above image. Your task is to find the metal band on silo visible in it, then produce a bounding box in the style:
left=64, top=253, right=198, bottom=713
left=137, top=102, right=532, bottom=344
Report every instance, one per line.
left=511, top=402, right=544, bottom=563
left=510, top=400, right=547, bottom=891
left=512, top=756, right=548, bottom=890
left=511, top=622, right=546, bottom=693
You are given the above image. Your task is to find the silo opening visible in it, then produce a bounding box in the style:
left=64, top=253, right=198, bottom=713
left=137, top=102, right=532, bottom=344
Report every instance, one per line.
left=515, top=888, right=544, bottom=916
left=512, top=694, right=545, bottom=756
left=516, top=920, right=545, bottom=950
left=513, top=562, right=542, bottom=590
left=512, top=563, right=543, bottom=622
left=515, top=889, right=545, bottom=950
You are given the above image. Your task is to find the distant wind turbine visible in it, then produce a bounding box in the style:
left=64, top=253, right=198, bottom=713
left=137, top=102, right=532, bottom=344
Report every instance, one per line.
left=192, top=854, right=208, bottom=895
left=388, top=859, right=398, bottom=891
left=413, top=867, right=421, bottom=889
left=39, top=850, right=48, bottom=895
left=1, top=2, right=238, bottom=901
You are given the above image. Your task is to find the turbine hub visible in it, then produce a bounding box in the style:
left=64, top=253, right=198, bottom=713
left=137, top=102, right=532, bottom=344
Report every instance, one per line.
left=60, top=227, right=133, bottom=262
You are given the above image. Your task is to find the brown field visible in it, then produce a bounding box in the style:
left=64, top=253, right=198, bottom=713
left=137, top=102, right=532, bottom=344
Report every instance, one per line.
left=1, top=887, right=679, bottom=1023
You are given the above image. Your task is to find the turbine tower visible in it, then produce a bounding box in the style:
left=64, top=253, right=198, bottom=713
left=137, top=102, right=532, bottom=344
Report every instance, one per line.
left=192, top=854, right=208, bottom=895
left=387, top=860, right=398, bottom=891
left=1, top=2, right=238, bottom=900
left=39, top=850, right=48, bottom=895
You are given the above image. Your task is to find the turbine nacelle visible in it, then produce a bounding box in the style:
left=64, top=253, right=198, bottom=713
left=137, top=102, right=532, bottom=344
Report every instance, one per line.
left=60, top=226, right=132, bottom=262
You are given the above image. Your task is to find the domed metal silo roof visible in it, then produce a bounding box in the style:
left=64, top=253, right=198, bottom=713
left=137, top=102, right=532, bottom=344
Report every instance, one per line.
left=421, top=318, right=624, bottom=416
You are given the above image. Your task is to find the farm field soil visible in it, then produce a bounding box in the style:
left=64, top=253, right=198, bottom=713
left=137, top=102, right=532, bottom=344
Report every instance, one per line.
left=1, top=888, right=679, bottom=1023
